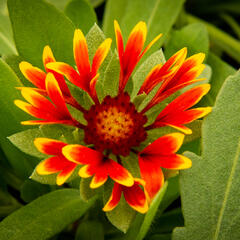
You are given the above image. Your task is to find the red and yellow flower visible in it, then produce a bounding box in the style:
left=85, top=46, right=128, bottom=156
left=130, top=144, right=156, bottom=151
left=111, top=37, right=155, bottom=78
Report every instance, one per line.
left=15, top=21, right=211, bottom=213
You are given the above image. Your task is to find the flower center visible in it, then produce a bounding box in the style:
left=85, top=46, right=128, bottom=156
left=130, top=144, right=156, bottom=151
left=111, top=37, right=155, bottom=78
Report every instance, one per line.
left=84, top=93, right=147, bottom=156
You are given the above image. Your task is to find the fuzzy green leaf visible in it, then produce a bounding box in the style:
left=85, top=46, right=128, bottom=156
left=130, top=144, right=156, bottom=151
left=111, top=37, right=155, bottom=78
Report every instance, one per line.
left=8, top=0, right=75, bottom=67
left=0, top=189, right=96, bottom=240
left=64, top=0, right=97, bottom=34
left=8, top=129, right=45, bottom=158
left=173, top=71, right=240, bottom=240
left=102, top=51, right=120, bottom=97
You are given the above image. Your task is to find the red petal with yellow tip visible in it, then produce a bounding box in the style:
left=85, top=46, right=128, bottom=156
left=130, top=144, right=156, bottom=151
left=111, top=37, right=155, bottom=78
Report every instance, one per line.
left=74, top=29, right=91, bottom=75
left=141, top=154, right=192, bottom=170
left=43, top=45, right=71, bottom=98
left=62, top=144, right=103, bottom=165
left=114, top=20, right=124, bottom=66
left=19, top=62, right=46, bottom=89
left=56, top=165, right=76, bottom=186
left=14, top=100, right=54, bottom=120
left=90, top=171, right=108, bottom=188
left=141, top=133, right=185, bottom=155
left=34, top=138, right=67, bottom=155
left=108, top=160, right=134, bottom=187
left=47, top=62, right=89, bottom=92
left=103, top=183, right=122, bottom=212
left=91, top=38, right=112, bottom=76
left=36, top=156, right=73, bottom=175
left=123, top=180, right=148, bottom=214
left=45, top=73, right=70, bottom=116
left=138, top=156, right=164, bottom=200
left=20, top=88, right=56, bottom=114
left=149, top=85, right=211, bottom=132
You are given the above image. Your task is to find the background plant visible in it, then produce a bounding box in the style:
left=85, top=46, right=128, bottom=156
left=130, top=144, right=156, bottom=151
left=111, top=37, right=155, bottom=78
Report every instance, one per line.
left=0, top=0, right=239, bottom=239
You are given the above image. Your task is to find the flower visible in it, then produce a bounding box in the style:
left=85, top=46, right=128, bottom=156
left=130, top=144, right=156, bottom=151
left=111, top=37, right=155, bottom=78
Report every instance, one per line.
left=15, top=21, right=211, bottom=212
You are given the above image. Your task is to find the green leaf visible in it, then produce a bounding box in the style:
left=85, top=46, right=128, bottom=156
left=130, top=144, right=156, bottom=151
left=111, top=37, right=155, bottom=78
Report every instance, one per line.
left=20, top=179, right=51, bottom=203
left=64, top=0, right=97, bottom=34
left=3, top=54, right=30, bottom=86
left=185, top=13, right=240, bottom=63
left=102, top=0, right=128, bottom=39
left=173, top=71, right=240, bottom=240
left=89, top=0, right=105, bottom=8
left=164, top=23, right=209, bottom=59
left=103, top=0, right=185, bottom=55
left=75, top=220, right=104, bottom=240
left=0, top=31, right=16, bottom=56
left=8, top=128, right=46, bottom=158
left=8, top=0, right=75, bottom=67
left=0, top=189, right=97, bottom=240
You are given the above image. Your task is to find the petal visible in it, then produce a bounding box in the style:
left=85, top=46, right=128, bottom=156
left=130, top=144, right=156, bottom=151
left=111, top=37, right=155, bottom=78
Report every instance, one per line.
left=103, top=183, right=122, bottom=212
left=43, top=45, right=71, bottom=98
left=158, top=84, right=211, bottom=114
left=47, top=62, right=88, bottom=92
left=14, top=100, right=54, bottom=120
left=42, top=45, right=56, bottom=68
left=91, top=38, right=112, bottom=76
left=20, top=87, right=56, bottom=113
left=89, top=73, right=99, bottom=103
left=90, top=171, right=108, bottom=188
left=45, top=73, right=70, bottom=117
left=108, top=159, right=134, bottom=187
left=62, top=144, right=103, bottom=165
left=114, top=20, right=124, bottom=66
left=19, top=62, right=46, bottom=89
left=56, top=164, right=77, bottom=185
left=155, top=107, right=212, bottom=134
left=142, top=154, right=192, bottom=170
left=36, top=156, right=70, bottom=175
left=138, top=156, right=164, bottom=200
left=34, top=138, right=67, bottom=155
left=78, top=164, right=94, bottom=178
left=74, top=29, right=91, bottom=75
left=141, top=133, right=185, bottom=155
left=21, top=120, right=75, bottom=126
left=123, top=180, right=148, bottom=213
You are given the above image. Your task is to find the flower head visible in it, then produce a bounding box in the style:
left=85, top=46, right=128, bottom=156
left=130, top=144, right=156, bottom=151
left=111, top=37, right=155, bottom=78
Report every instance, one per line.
left=15, top=21, right=211, bottom=212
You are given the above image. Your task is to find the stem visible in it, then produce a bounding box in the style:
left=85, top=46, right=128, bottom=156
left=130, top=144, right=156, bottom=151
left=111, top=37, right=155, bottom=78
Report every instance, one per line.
left=185, top=13, right=240, bottom=63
